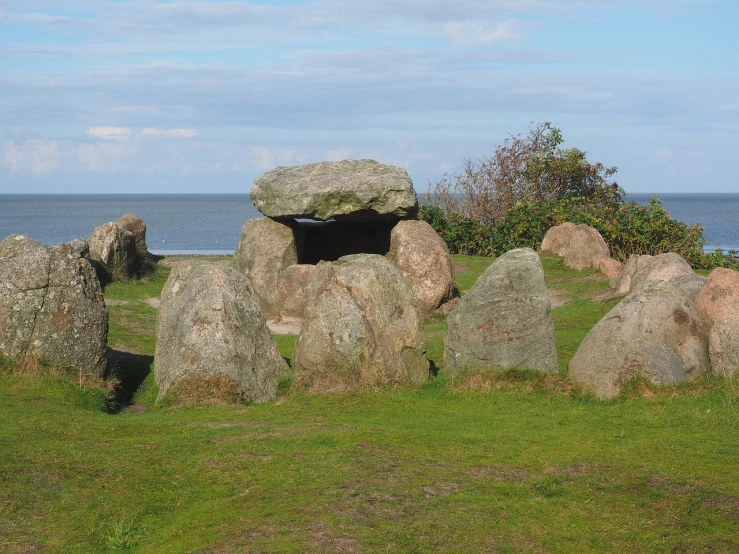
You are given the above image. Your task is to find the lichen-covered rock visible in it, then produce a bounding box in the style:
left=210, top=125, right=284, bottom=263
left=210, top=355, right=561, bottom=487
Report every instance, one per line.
left=444, top=248, right=558, bottom=374
left=669, top=273, right=707, bottom=300
left=251, top=159, right=419, bottom=221
left=277, top=264, right=314, bottom=320
left=695, top=268, right=739, bottom=331
left=569, top=281, right=708, bottom=399
left=155, top=263, right=289, bottom=404
left=541, top=222, right=577, bottom=256
left=88, top=222, right=137, bottom=279
left=0, top=235, right=108, bottom=376
left=563, top=225, right=610, bottom=271
left=708, top=319, right=739, bottom=377
left=117, top=213, right=147, bottom=252
left=630, top=252, right=694, bottom=292
left=386, top=220, right=455, bottom=315
left=294, top=254, right=428, bottom=389
left=234, top=218, right=298, bottom=318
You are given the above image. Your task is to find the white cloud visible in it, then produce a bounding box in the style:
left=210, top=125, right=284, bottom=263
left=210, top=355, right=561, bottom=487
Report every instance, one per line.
left=2, top=139, right=61, bottom=173
left=76, top=142, right=136, bottom=172
left=249, top=146, right=275, bottom=170
left=141, top=127, right=198, bottom=138
left=87, top=126, right=132, bottom=140
left=444, top=19, right=521, bottom=45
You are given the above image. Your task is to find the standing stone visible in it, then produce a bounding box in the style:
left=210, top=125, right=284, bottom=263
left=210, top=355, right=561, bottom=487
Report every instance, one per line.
left=386, top=220, right=455, bottom=315
left=155, top=263, right=289, bottom=404
left=277, top=264, right=315, bottom=320
left=569, top=281, right=709, bottom=399
left=613, top=254, right=653, bottom=295
left=669, top=273, right=707, bottom=300
left=88, top=222, right=137, bottom=279
left=251, top=159, right=419, bottom=221
left=563, top=225, right=610, bottom=271
left=630, top=252, right=694, bottom=292
left=234, top=218, right=298, bottom=318
left=117, top=213, right=147, bottom=252
left=708, top=319, right=739, bottom=377
left=695, top=268, right=739, bottom=331
left=444, top=248, right=558, bottom=374
left=0, top=235, right=108, bottom=377
left=541, top=222, right=577, bottom=256
left=294, top=254, right=428, bottom=389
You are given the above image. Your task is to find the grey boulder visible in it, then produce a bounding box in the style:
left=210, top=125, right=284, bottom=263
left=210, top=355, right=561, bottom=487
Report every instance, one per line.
left=0, top=235, right=108, bottom=376
left=155, top=263, right=289, bottom=404
left=444, top=248, right=558, bottom=374
left=569, top=281, right=709, bottom=399
left=614, top=253, right=694, bottom=295
left=88, top=222, right=137, bottom=279
left=277, top=264, right=315, bottom=320
left=250, top=159, right=419, bottom=221
left=294, top=254, right=428, bottom=389
left=234, top=217, right=298, bottom=318
left=386, top=219, right=455, bottom=315
left=708, top=319, right=739, bottom=377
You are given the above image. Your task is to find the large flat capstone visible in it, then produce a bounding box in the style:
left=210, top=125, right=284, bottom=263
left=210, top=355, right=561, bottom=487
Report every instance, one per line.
left=250, top=159, right=419, bottom=221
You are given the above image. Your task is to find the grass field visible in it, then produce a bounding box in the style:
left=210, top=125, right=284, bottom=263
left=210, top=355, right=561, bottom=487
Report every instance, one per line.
left=1, top=254, right=737, bottom=553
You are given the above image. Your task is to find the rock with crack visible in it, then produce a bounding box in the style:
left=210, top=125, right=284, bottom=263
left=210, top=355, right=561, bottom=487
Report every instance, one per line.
left=293, top=254, right=428, bottom=390
left=0, top=235, right=108, bottom=376
left=444, top=248, right=558, bottom=374
left=155, top=262, right=289, bottom=404
left=569, top=281, right=709, bottom=399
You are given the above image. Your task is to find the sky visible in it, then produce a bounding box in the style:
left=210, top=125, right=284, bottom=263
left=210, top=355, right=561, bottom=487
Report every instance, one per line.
left=0, top=0, right=737, bottom=194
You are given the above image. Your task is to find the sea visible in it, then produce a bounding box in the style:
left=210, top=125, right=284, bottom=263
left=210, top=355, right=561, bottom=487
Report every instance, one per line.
left=0, top=193, right=737, bottom=254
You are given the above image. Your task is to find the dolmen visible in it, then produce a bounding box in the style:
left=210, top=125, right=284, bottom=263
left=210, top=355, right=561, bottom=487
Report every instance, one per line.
left=236, top=159, right=455, bottom=320
left=88, top=213, right=148, bottom=282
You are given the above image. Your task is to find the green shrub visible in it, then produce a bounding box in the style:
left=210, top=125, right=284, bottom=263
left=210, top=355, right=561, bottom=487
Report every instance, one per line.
left=420, top=196, right=736, bottom=270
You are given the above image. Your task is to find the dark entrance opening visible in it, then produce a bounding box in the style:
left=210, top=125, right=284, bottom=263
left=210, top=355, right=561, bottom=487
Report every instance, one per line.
left=296, top=220, right=395, bottom=265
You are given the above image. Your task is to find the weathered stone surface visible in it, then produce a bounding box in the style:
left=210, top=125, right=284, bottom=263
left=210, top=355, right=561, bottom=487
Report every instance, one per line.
left=117, top=213, right=147, bottom=251
left=669, top=273, right=707, bottom=300
left=563, top=225, right=610, bottom=271
left=251, top=159, right=419, bottom=221
left=695, top=268, right=739, bottom=331
left=444, top=248, right=558, bottom=374
left=630, top=252, right=694, bottom=292
left=155, top=263, right=289, bottom=404
left=294, top=254, right=428, bottom=389
left=613, top=254, right=653, bottom=295
left=88, top=222, right=137, bottom=279
left=386, top=220, right=455, bottom=314
left=597, top=257, right=624, bottom=279
left=569, top=281, right=709, bottom=399
left=234, top=218, right=298, bottom=318
left=709, top=319, right=739, bottom=377
left=67, top=238, right=89, bottom=258
left=0, top=235, right=108, bottom=376
left=277, top=264, right=314, bottom=320
left=541, top=222, right=577, bottom=256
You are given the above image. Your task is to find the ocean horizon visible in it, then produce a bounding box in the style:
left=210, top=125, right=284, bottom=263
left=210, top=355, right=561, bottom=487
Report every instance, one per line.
left=1, top=192, right=737, bottom=254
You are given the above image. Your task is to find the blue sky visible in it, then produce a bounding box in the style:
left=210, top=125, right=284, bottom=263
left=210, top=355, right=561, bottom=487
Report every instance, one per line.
left=1, top=0, right=737, bottom=194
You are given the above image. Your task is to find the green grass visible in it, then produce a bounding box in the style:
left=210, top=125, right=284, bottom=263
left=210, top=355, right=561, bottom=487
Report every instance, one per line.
left=1, top=254, right=737, bottom=553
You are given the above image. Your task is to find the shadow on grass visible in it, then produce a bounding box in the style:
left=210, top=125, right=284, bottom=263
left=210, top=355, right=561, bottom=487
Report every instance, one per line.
left=107, top=348, right=153, bottom=412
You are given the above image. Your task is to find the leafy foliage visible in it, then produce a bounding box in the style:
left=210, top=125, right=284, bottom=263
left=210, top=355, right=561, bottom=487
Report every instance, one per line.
left=428, top=122, right=622, bottom=224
